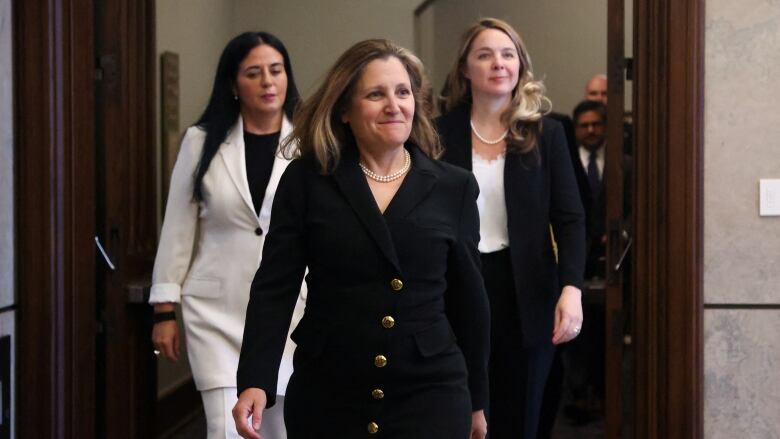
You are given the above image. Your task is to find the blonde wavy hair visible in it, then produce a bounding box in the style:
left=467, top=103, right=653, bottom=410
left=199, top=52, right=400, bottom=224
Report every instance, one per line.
left=440, top=18, right=551, bottom=154
left=283, top=39, right=440, bottom=173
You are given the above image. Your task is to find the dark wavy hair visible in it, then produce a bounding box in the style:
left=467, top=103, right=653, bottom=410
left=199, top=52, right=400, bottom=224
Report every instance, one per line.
left=572, top=99, right=607, bottom=125
left=192, top=31, right=300, bottom=201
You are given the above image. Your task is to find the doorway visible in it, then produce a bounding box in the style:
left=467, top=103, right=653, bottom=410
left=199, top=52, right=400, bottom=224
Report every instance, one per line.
left=13, top=0, right=703, bottom=437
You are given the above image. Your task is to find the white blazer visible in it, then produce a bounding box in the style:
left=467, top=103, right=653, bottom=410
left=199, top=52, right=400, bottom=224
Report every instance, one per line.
left=150, top=115, right=305, bottom=394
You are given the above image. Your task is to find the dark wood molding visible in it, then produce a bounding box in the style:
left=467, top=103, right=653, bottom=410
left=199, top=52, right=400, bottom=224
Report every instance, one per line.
left=95, top=0, right=158, bottom=437
left=632, top=0, right=704, bottom=437
left=14, top=0, right=97, bottom=438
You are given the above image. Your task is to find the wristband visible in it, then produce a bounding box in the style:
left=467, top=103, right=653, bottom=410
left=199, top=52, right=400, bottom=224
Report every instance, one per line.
left=153, top=311, right=176, bottom=324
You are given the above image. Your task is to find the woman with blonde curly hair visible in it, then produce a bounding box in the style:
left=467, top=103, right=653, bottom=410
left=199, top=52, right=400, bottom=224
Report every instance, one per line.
left=234, top=39, right=490, bottom=439
left=437, top=18, right=586, bottom=438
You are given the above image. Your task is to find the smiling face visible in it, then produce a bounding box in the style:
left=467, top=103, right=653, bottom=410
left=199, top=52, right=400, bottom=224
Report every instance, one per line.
left=234, top=44, right=288, bottom=118
left=341, top=56, right=415, bottom=151
left=463, top=28, right=521, bottom=100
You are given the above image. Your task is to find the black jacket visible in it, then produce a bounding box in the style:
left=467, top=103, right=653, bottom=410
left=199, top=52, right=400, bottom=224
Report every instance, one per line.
left=568, top=142, right=608, bottom=278
left=237, top=142, right=491, bottom=411
left=437, top=104, right=586, bottom=346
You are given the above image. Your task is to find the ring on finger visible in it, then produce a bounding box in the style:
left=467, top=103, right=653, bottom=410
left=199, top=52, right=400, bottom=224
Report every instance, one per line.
left=153, top=349, right=161, bottom=356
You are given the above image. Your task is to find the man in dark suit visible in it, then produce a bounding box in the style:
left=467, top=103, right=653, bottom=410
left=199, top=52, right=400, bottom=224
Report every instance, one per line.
left=555, top=100, right=609, bottom=427
left=571, top=100, right=608, bottom=279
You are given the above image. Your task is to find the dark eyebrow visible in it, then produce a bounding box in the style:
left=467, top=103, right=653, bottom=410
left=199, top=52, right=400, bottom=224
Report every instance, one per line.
left=244, top=62, right=283, bottom=71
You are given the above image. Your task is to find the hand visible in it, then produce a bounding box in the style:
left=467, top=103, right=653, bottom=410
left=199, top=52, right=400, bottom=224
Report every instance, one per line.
left=552, top=285, right=584, bottom=345
left=470, top=410, right=487, bottom=439
left=151, top=303, right=180, bottom=361
left=233, top=388, right=267, bottom=439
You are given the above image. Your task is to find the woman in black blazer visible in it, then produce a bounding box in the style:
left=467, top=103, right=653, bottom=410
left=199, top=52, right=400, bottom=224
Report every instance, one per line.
left=233, top=39, right=490, bottom=439
left=437, top=18, right=586, bottom=438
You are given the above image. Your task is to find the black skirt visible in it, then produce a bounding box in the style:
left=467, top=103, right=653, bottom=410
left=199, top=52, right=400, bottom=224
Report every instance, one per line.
left=283, top=322, right=472, bottom=439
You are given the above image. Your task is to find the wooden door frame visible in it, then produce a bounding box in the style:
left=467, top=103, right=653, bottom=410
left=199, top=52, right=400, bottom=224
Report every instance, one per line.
left=14, top=0, right=704, bottom=437
left=632, top=0, right=704, bottom=437
left=605, top=0, right=627, bottom=436
left=94, top=0, right=158, bottom=438
left=14, top=0, right=97, bottom=438
left=13, top=0, right=157, bottom=437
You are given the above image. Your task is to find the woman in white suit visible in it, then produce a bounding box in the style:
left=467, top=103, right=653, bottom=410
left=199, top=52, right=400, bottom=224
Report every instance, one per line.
left=150, top=32, right=305, bottom=439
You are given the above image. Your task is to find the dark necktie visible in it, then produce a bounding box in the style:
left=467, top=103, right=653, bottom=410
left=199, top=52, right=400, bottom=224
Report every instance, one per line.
left=587, top=151, right=601, bottom=195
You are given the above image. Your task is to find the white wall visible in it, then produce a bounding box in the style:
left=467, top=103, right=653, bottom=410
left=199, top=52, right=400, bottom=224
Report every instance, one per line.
left=232, top=0, right=421, bottom=96
left=156, top=0, right=237, bottom=130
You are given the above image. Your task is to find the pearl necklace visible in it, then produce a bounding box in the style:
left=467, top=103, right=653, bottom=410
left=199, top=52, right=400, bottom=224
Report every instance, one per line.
left=470, top=120, right=508, bottom=145
left=359, top=149, right=411, bottom=183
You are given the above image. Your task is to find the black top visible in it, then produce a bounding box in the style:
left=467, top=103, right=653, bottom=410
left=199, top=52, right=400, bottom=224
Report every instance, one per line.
left=436, top=104, right=586, bottom=346
left=244, top=131, right=280, bottom=215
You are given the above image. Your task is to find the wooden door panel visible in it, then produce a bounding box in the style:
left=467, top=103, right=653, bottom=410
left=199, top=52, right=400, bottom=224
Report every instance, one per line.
left=95, top=0, right=157, bottom=437
left=14, top=0, right=97, bottom=437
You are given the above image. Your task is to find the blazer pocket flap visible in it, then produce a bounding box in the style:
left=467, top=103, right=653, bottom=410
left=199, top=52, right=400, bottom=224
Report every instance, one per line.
left=290, top=317, right=326, bottom=357
left=414, top=320, right=456, bottom=358
left=182, top=278, right=222, bottom=298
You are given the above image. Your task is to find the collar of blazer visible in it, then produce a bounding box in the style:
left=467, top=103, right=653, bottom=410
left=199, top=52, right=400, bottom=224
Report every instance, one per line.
left=332, top=141, right=439, bottom=275
left=218, top=115, right=293, bottom=223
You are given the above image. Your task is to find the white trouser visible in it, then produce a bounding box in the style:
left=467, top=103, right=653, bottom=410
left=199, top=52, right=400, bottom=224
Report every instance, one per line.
left=201, top=387, right=286, bottom=439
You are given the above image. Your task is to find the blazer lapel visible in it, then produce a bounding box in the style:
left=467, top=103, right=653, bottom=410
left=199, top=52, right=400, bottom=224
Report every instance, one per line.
left=219, top=116, right=259, bottom=223
left=383, top=144, right=438, bottom=220
left=258, top=116, right=295, bottom=229
left=333, top=145, right=402, bottom=274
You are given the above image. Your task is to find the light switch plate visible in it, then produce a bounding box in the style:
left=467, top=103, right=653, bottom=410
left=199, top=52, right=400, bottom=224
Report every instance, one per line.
left=759, top=179, right=780, bottom=216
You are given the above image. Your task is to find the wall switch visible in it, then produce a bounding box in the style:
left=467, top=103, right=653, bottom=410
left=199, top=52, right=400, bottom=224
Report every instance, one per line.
left=759, top=179, right=780, bottom=216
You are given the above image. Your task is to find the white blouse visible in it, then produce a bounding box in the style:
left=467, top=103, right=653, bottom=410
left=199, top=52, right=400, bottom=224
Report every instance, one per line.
left=472, top=151, right=510, bottom=253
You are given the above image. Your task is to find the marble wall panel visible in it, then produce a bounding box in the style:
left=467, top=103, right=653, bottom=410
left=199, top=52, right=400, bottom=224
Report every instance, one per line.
left=704, top=310, right=780, bottom=438
left=704, top=0, right=780, bottom=304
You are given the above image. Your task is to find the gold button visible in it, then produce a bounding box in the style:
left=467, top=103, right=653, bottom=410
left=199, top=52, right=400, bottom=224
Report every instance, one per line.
left=390, top=278, right=403, bottom=291
left=381, top=316, right=395, bottom=329
left=372, top=388, right=385, bottom=400
left=368, top=422, right=379, bottom=434
left=374, top=355, right=387, bottom=368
